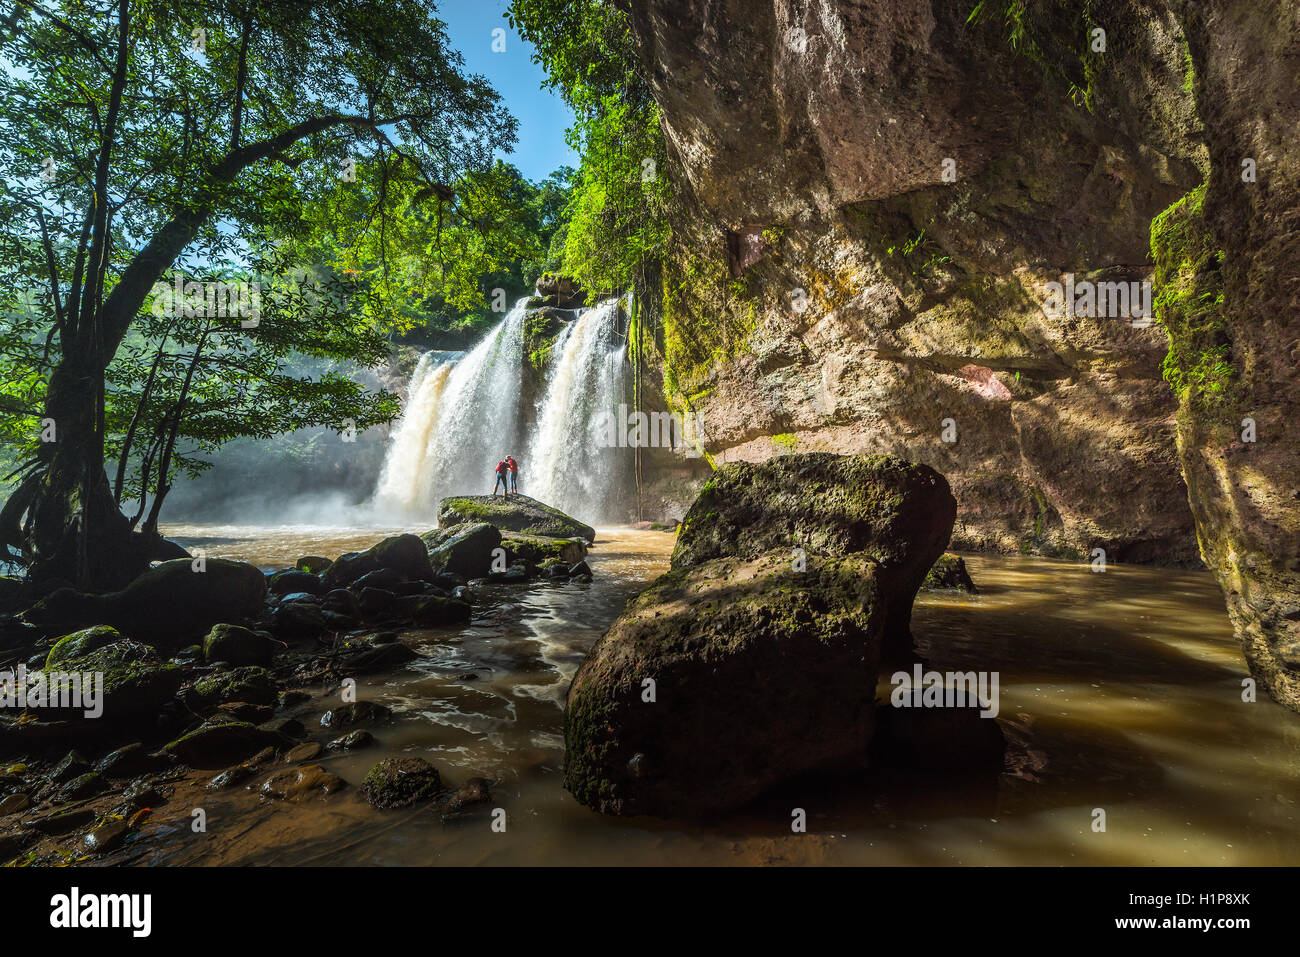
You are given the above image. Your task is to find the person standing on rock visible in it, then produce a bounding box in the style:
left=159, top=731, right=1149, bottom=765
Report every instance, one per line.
left=507, top=455, right=519, bottom=495
left=493, top=458, right=511, bottom=498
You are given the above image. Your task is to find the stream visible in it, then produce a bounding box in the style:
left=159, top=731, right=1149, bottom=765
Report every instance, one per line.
left=149, top=522, right=1300, bottom=866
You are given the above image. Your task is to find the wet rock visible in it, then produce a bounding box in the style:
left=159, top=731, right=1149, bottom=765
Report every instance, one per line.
left=82, top=819, right=129, bottom=855
left=259, top=717, right=304, bottom=738
left=0, top=792, right=30, bottom=815
left=323, top=534, right=436, bottom=589
left=326, top=730, right=373, bottom=751
left=441, top=777, right=492, bottom=820
left=341, top=641, right=417, bottom=673
left=164, top=718, right=291, bottom=769
left=59, top=771, right=106, bottom=802
left=436, top=494, right=595, bottom=540
left=278, top=690, right=311, bottom=709
left=451, top=586, right=475, bottom=604
left=319, top=701, right=392, bottom=729
left=296, top=556, right=333, bottom=575
left=422, top=522, right=502, bottom=578
left=564, top=453, right=956, bottom=817
left=203, top=623, right=274, bottom=666
left=207, top=765, right=256, bottom=789
left=322, top=611, right=361, bottom=632
left=372, top=631, right=399, bottom=644
left=269, top=569, right=325, bottom=597
left=391, top=580, right=438, bottom=597
left=24, top=806, right=96, bottom=835
left=44, top=625, right=123, bottom=668
left=273, top=601, right=327, bottom=639
left=488, top=564, right=531, bottom=584
left=921, top=554, right=979, bottom=593
left=284, top=742, right=323, bottom=763
left=360, top=757, right=442, bottom=809
left=352, top=568, right=404, bottom=591
left=502, top=533, right=588, bottom=567
left=322, top=589, right=361, bottom=617
left=261, top=764, right=346, bottom=801
left=391, top=594, right=472, bottom=627
left=357, top=587, right=396, bottom=616
left=193, top=666, right=278, bottom=707
left=567, top=560, right=592, bottom=578
left=94, top=743, right=167, bottom=779
left=0, top=828, right=39, bottom=862
left=22, top=558, right=267, bottom=650
left=43, top=641, right=183, bottom=728
left=217, top=701, right=275, bottom=724
left=433, top=572, right=466, bottom=590
left=122, top=779, right=163, bottom=809
left=50, top=750, right=91, bottom=783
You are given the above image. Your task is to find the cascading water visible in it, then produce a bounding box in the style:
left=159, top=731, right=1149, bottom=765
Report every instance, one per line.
left=523, top=297, right=630, bottom=521
left=372, top=295, right=630, bottom=525
left=372, top=299, right=528, bottom=518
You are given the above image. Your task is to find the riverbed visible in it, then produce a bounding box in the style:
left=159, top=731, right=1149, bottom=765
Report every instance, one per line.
left=149, top=523, right=1300, bottom=865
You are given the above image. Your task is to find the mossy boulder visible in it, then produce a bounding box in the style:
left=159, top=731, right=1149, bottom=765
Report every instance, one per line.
left=192, top=666, right=278, bottom=707
left=421, top=522, right=502, bottom=577
left=390, top=594, right=472, bottom=627
left=565, top=550, right=883, bottom=817
left=322, top=534, right=435, bottom=589
left=165, top=716, right=291, bottom=769
left=45, top=625, right=124, bottom=669
left=921, top=554, right=978, bottom=593
left=564, top=452, right=958, bottom=817
left=672, top=453, right=956, bottom=649
left=500, top=533, right=587, bottom=567
left=21, top=558, right=267, bottom=650
left=360, top=757, right=444, bottom=809
left=203, top=623, right=274, bottom=665
left=45, top=638, right=182, bottom=727
left=437, top=494, right=595, bottom=540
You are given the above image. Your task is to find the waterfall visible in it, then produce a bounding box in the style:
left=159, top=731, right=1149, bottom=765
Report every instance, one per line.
left=522, top=297, right=630, bottom=521
left=372, top=300, right=528, bottom=518
left=372, top=295, right=630, bottom=525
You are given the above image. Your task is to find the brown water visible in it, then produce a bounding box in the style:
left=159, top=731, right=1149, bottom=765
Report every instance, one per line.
left=150, top=523, right=1300, bottom=866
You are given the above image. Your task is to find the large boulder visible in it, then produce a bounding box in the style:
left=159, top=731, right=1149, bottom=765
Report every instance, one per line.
left=203, top=624, right=273, bottom=666
left=322, top=534, right=435, bottom=589
left=421, top=522, right=502, bottom=578
left=564, top=452, right=956, bottom=817
left=22, top=559, right=267, bottom=649
left=39, top=637, right=182, bottom=728
left=437, top=495, right=595, bottom=541
left=672, top=453, right=956, bottom=648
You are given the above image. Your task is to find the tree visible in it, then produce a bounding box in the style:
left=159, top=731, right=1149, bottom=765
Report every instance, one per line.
left=0, top=0, right=516, bottom=588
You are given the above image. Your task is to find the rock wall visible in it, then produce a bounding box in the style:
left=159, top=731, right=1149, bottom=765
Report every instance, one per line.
left=626, top=0, right=1207, bottom=561
left=1157, top=1, right=1300, bottom=710
left=623, top=0, right=1300, bottom=710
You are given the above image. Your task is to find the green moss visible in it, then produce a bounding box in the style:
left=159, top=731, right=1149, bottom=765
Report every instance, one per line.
left=771, top=433, right=799, bottom=453
left=1150, top=184, right=1236, bottom=419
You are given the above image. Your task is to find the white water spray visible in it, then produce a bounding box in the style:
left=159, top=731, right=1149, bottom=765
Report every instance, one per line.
left=372, top=296, right=630, bottom=525
left=372, top=300, right=527, bottom=518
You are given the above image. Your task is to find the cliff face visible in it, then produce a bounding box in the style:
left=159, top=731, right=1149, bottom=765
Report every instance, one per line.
left=628, top=0, right=1206, bottom=560
left=1156, top=1, right=1300, bottom=710
left=625, top=0, right=1300, bottom=709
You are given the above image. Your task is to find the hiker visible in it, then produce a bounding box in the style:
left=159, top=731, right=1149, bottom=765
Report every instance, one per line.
left=493, top=458, right=510, bottom=498
left=507, top=455, right=519, bottom=494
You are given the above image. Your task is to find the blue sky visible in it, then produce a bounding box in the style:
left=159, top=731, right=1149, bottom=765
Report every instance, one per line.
left=437, top=0, right=579, bottom=183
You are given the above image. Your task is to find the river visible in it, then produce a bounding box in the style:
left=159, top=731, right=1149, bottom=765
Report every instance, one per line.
left=148, top=522, right=1300, bottom=866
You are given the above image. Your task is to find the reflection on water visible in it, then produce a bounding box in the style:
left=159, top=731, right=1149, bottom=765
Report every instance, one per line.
left=150, top=525, right=1300, bottom=866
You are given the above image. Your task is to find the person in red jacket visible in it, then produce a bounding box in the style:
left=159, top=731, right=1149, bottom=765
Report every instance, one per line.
left=506, top=455, right=519, bottom=494
left=493, top=458, right=510, bottom=498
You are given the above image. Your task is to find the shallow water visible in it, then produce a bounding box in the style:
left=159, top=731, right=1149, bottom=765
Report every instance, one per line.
left=151, top=524, right=1300, bottom=866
